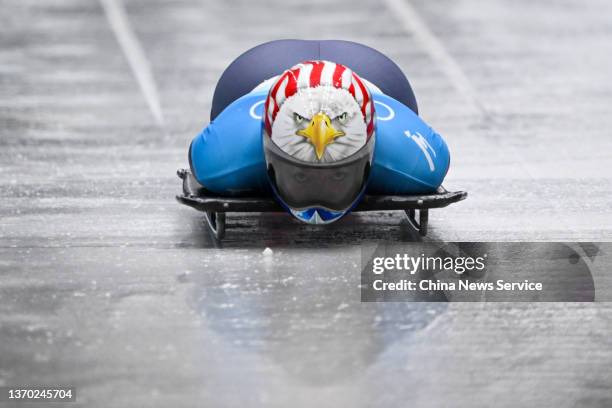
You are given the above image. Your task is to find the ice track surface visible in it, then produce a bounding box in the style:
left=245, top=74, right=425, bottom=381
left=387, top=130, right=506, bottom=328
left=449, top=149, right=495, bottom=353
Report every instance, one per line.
left=1, top=0, right=612, bottom=407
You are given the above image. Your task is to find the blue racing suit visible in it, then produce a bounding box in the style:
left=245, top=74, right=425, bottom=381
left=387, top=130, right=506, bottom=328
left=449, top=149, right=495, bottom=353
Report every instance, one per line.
left=190, top=88, right=450, bottom=196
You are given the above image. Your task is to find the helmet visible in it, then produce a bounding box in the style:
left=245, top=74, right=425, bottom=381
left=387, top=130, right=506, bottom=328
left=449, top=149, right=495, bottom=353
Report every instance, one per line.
left=263, top=60, right=376, bottom=224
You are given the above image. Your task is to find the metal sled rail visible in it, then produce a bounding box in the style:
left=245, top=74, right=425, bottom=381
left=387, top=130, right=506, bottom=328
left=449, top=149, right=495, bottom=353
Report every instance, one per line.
left=176, top=169, right=467, bottom=240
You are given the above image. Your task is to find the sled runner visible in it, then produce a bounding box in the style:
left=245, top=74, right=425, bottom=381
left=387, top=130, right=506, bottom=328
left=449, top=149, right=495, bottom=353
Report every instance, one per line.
left=176, top=169, right=467, bottom=240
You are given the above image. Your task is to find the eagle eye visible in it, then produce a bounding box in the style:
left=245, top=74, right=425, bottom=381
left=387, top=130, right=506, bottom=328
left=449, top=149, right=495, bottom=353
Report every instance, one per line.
left=293, top=112, right=307, bottom=124
left=337, top=112, right=349, bottom=125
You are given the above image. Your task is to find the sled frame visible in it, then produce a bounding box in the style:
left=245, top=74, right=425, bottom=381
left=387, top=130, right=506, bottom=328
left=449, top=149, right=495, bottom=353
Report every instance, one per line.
left=176, top=169, right=466, bottom=240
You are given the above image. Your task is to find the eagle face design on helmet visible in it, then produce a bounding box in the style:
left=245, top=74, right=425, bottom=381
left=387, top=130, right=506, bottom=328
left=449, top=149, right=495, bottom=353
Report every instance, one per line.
left=264, top=60, right=375, bottom=162
left=262, top=60, right=376, bottom=224
left=272, top=86, right=367, bottom=162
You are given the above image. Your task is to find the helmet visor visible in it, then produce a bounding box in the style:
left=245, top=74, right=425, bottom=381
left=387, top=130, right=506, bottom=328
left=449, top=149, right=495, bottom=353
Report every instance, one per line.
left=264, top=137, right=374, bottom=211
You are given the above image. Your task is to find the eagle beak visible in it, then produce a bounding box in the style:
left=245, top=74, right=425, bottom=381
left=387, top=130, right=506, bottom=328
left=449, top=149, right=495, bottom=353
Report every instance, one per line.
left=296, top=112, right=345, bottom=160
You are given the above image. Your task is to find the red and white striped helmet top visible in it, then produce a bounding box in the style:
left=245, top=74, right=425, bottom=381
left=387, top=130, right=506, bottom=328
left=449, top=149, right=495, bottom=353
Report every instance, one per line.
left=264, top=60, right=375, bottom=140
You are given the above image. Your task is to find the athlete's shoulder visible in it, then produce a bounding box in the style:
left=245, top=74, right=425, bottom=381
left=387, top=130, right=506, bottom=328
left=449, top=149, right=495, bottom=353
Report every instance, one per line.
left=190, top=89, right=269, bottom=194
left=209, top=90, right=268, bottom=127
left=372, top=92, right=427, bottom=131
left=368, top=92, right=450, bottom=194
